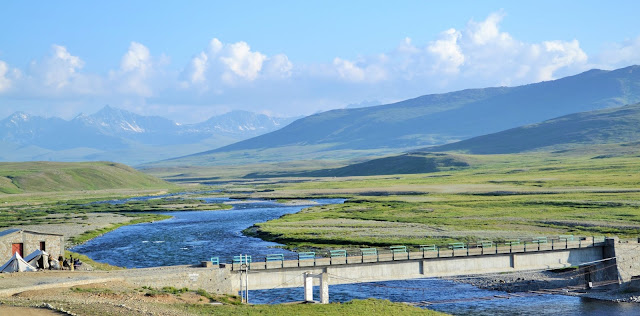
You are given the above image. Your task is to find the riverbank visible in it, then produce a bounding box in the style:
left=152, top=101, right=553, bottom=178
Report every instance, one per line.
left=0, top=273, right=444, bottom=315
left=448, top=269, right=640, bottom=303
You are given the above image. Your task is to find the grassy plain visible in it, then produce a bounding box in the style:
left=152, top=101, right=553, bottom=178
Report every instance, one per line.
left=233, top=150, right=640, bottom=248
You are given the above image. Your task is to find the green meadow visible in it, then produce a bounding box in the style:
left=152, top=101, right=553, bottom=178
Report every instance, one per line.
left=236, top=150, right=640, bottom=249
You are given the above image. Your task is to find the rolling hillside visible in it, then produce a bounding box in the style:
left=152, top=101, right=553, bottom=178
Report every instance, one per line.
left=166, top=65, right=640, bottom=166
left=427, top=102, right=640, bottom=154
left=244, top=152, right=469, bottom=178
left=0, top=162, right=170, bottom=194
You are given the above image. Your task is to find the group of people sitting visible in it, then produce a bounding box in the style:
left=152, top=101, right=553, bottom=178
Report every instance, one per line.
left=45, top=255, right=82, bottom=270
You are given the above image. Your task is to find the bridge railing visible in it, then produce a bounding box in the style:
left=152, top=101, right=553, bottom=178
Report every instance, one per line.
left=216, top=235, right=608, bottom=270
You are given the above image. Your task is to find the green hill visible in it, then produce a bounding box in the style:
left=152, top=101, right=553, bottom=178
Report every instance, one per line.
left=163, top=65, right=640, bottom=166
left=244, top=152, right=469, bottom=178
left=427, top=102, right=640, bottom=154
left=0, top=161, right=170, bottom=194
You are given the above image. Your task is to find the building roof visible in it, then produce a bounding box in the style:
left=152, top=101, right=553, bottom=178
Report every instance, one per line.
left=0, top=228, right=63, bottom=238
left=0, top=229, right=20, bottom=238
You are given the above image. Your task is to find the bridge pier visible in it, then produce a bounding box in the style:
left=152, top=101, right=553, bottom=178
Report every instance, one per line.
left=304, top=272, right=329, bottom=303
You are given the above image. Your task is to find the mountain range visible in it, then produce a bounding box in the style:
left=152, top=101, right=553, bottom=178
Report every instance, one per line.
left=0, top=106, right=296, bottom=165
left=427, top=102, right=640, bottom=154
left=163, top=65, right=640, bottom=166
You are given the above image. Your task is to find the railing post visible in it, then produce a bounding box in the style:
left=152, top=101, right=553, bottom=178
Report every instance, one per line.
left=592, top=236, right=594, bottom=246
left=565, top=239, right=568, bottom=249
left=524, top=241, right=527, bottom=252
left=552, top=239, right=554, bottom=250
left=496, top=242, right=498, bottom=254
left=466, top=243, right=469, bottom=256
left=510, top=243, right=512, bottom=253
left=422, top=248, right=425, bottom=259
left=437, top=246, right=440, bottom=258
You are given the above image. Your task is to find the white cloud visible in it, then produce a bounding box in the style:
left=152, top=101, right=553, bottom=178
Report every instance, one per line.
left=220, top=41, right=266, bottom=82
left=43, top=45, right=85, bottom=89
left=466, top=11, right=508, bottom=45
left=264, top=54, right=293, bottom=79
left=427, top=28, right=465, bottom=74
left=537, top=40, right=588, bottom=81
left=333, top=57, right=365, bottom=82
left=188, top=52, right=208, bottom=84
left=182, top=38, right=292, bottom=88
left=0, top=61, right=12, bottom=92
left=0, top=11, right=637, bottom=122
left=110, top=42, right=155, bottom=96
left=595, top=36, right=640, bottom=68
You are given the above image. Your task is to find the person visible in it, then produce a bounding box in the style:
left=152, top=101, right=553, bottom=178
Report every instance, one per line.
left=58, top=256, right=64, bottom=270
left=63, top=258, right=70, bottom=270
left=69, top=254, right=74, bottom=271
left=48, top=256, right=53, bottom=270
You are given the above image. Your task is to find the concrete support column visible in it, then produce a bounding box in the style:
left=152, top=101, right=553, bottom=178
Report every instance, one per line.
left=319, top=272, right=329, bottom=304
left=304, top=273, right=313, bottom=302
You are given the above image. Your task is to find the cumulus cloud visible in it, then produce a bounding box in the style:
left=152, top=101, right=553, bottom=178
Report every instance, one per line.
left=110, top=42, right=155, bottom=97
left=220, top=41, right=266, bottom=82
left=594, top=36, right=640, bottom=68
left=264, top=54, right=293, bottom=79
left=330, top=11, right=588, bottom=88
left=0, top=61, right=12, bottom=92
left=182, top=38, right=290, bottom=89
left=427, top=28, right=465, bottom=74
left=41, top=45, right=85, bottom=89
left=0, top=11, right=637, bottom=122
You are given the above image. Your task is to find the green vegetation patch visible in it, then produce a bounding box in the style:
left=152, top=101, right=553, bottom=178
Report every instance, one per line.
left=178, top=298, right=444, bottom=315
left=244, top=152, right=640, bottom=248
left=0, top=161, right=171, bottom=194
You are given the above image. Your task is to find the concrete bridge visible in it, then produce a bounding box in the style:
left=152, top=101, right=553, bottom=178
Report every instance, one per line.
left=2, top=236, right=638, bottom=304
left=218, top=237, right=621, bottom=302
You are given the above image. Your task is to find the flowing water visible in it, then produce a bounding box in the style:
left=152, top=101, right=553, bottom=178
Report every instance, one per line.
left=72, top=197, right=640, bottom=315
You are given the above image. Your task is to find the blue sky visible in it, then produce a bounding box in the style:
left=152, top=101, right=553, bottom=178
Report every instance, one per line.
left=1, top=1, right=639, bottom=122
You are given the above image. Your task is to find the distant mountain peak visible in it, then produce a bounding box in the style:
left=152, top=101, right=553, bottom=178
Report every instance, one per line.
left=11, top=111, right=29, bottom=119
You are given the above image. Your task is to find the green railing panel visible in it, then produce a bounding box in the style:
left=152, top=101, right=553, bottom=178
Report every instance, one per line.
left=266, top=254, right=284, bottom=261
left=559, top=235, right=575, bottom=241
left=210, top=257, right=219, bottom=265
left=233, top=255, right=252, bottom=264
left=420, top=244, right=437, bottom=251
left=479, top=241, right=493, bottom=248
left=330, top=250, right=347, bottom=257
left=360, top=248, right=377, bottom=256
left=504, top=240, right=520, bottom=246
left=448, top=242, right=466, bottom=249
left=298, top=252, right=316, bottom=260
left=532, top=237, right=547, bottom=244
left=390, top=245, right=407, bottom=253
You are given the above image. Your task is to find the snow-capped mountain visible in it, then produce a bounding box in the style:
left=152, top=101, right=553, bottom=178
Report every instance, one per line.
left=0, top=106, right=297, bottom=164
left=190, top=110, right=295, bottom=137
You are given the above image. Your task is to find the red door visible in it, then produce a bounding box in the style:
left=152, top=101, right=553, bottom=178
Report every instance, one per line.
left=11, top=243, right=23, bottom=257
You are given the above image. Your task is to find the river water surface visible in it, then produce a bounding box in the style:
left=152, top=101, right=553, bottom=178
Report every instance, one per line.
left=72, top=197, right=639, bottom=315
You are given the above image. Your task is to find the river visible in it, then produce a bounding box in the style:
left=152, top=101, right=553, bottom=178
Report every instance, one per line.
left=72, top=197, right=639, bottom=315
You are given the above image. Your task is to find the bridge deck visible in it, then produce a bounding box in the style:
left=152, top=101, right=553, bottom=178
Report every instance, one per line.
left=229, top=239, right=605, bottom=271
